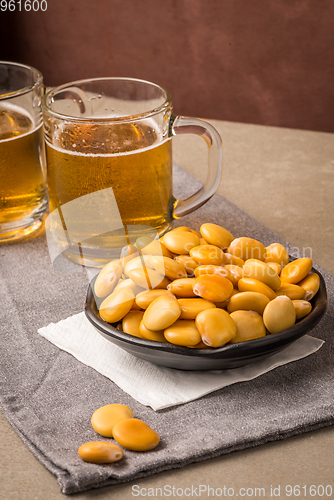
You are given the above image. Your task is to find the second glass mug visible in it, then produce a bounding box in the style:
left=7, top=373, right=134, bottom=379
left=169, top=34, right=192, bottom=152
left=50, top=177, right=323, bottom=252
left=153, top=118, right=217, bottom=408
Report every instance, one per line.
left=43, top=77, right=222, bottom=267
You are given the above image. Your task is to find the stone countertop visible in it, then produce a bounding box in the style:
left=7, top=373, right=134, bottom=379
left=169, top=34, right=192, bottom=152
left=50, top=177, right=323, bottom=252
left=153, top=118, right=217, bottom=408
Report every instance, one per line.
left=1, top=120, right=333, bottom=499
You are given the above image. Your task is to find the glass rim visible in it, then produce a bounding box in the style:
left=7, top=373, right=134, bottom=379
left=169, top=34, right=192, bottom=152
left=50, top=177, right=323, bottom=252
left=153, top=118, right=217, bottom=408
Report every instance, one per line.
left=42, top=76, right=172, bottom=123
left=0, top=61, right=43, bottom=100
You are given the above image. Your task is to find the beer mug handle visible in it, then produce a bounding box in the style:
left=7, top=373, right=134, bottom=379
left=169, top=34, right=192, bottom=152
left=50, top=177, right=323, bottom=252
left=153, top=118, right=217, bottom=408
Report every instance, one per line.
left=171, top=115, right=223, bottom=218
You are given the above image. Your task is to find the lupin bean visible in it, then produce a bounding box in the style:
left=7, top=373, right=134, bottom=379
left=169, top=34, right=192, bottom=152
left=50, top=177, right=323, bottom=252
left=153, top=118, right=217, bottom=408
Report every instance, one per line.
left=113, top=278, right=144, bottom=296
left=91, top=403, right=134, bottom=437
left=120, top=244, right=140, bottom=267
left=124, top=255, right=154, bottom=277
left=227, top=291, right=270, bottom=315
left=200, top=223, right=234, bottom=249
left=128, top=268, right=169, bottom=290
left=178, top=298, right=216, bottom=319
left=227, top=237, right=266, bottom=261
left=265, top=243, right=289, bottom=266
left=280, top=257, right=313, bottom=284
left=78, top=442, right=124, bottom=464
left=298, top=272, right=320, bottom=300
left=150, top=256, right=187, bottom=280
left=136, top=236, right=173, bottom=258
left=263, top=295, right=296, bottom=334
left=113, top=418, right=160, bottom=451
left=196, top=308, right=236, bottom=347
left=229, top=310, right=266, bottom=343
left=292, top=300, right=312, bottom=320
left=190, top=245, right=226, bottom=266
left=224, top=253, right=245, bottom=267
left=275, top=283, right=305, bottom=300
left=139, top=321, right=167, bottom=342
left=162, top=230, right=200, bottom=254
left=174, top=255, right=199, bottom=274
left=94, top=259, right=123, bottom=298
left=99, top=288, right=135, bottom=323
left=143, top=294, right=181, bottom=330
left=193, top=275, right=233, bottom=302
left=164, top=320, right=202, bottom=346
left=122, top=310, right=144, bottom=338
left=243, top=259, right=281, bottom=290
left=238, top=277, right=277, bottom=301
left=167, top=278, right=197, bottom=297
left=135, top=289, right=174, bottom=309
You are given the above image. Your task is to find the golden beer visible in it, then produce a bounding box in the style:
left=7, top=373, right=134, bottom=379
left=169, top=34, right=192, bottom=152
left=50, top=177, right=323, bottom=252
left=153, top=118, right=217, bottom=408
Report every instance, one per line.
left=43, top=77, right=222, bottom=267
left=45, top=120, right=173, bottom=262
left=0, top=103, right=47, bottom=236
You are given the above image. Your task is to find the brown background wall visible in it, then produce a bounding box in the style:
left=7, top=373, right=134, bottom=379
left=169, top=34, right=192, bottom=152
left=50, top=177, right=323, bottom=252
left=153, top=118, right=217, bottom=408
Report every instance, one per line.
left=1, top=0, right=333, bottom=132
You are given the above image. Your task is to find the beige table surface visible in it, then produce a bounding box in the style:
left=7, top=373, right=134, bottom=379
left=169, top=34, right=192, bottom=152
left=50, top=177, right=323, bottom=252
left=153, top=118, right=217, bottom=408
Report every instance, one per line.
left=1, top=120, right=333, bottom=499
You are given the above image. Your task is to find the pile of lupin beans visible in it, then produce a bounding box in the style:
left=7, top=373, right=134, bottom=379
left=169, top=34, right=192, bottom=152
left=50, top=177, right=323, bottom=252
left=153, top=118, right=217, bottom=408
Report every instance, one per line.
left=94, top=223, right=320, bottom=348
left=78, top=403, right=160, bottom=463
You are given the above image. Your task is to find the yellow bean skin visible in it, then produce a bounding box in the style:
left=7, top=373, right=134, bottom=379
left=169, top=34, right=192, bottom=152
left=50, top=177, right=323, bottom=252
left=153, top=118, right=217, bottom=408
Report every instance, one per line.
left=224, top=253, right=245, bottom=267
left=194, top=265, right=232, bottom=282
left=139, top=321, right=168, bottom=342
left=94, top=260, right=123, bottom=298
left=196, top=308, right=236, bottom=347
left=130, top=303, right=142, bottom=311
left=136, top=236, right=173, bottom=259
left=162, top=231, right=200, bottom=255
left=265, top=243, right=289, bottom=266
left=174, top=255, right=199, bottom=275
left=222, top=265, right=244, bottom=287
left=78, top=441, right=124, bottom=464
left=122, top=310, right=144, bottom=338
left=143, top=294, right=181, bottom=331
left=263, top=295, right=296, bottom=334
left=213, top=288, right=239, bottom=309
left=190, top=229, right=202, bottom=238
left=127, top=268, right=169, bottom=290
left=170, top=226, right=192, bottom=232
left=266, top=262, right=281, bottom=276
left=113, top=418, right=160, bottom=451
left=135, top=289, right=175, bottom=309
left=124, top=255, right=154, bottom=277
left=150, top=256, right=187, bottom=280
left=99, top=288, right=135, bottom=323
left=292, top=300, right=313, bottom=320
left=167, top=278, right=197, bottom=298
left=227, top=291, right=270, bottom=315
left=229, top=310, right=266, bottom=343
left=243, top=259, right=281, bottom=290
left=238, top=277, right=277, bottom=301
left=227, top=237, right=266, bottom=261
left=113, top=278, right=144, bottom=296
left=193, top=275, right=233, bottom=302
left=280, top=258, right=313, bottom=284
left=164, top=320, right=202, bottom=346
left=120, top=244, right=140, bottom=267
left=200, top=223, right=234, bottom=249
left=298, top=273, right=320, bottom=300
left=178, top=298, right=216, bottom=319
left=199, top=238, right=209, bottom=245
left=275, top=283, right=305, bottom=300
left=91, top=404, right=134, bottom=438
left=189, top=245, right=226, bottom=266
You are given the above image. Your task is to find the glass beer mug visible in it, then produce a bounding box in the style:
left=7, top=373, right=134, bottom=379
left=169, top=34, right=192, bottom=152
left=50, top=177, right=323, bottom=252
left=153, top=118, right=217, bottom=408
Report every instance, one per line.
left=0, top=61, right=48, bottom=242
left=43, top=77, right=222, bottom=267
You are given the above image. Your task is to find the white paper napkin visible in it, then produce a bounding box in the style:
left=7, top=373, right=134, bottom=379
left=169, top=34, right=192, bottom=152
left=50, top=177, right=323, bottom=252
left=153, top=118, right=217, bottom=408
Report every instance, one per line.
left=38, top=312, right=324, bottom=411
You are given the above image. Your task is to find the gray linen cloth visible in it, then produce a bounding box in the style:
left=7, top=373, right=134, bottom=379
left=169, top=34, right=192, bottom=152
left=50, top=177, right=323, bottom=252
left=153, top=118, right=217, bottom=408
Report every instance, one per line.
left=0, top=166, right=333, bottom=495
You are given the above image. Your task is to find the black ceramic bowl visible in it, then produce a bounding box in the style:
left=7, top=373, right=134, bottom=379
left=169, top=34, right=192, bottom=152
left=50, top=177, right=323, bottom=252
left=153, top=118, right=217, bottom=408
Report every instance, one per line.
left=85, top=266, right=327, bottom=371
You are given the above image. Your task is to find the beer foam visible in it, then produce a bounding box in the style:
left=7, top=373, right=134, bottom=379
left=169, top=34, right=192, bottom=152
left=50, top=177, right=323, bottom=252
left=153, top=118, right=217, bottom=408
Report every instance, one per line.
left=45, top=117, right=170, bottom=157
left=0, top=102, right=41, bottom=143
